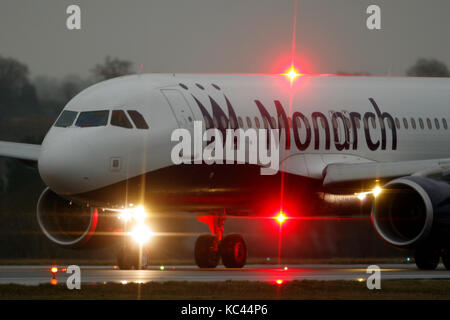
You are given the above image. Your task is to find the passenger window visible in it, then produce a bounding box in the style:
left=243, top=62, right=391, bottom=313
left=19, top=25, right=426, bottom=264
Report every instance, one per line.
left=75, top=110, right=109, bottom=127
left=411, top=118, right=416, bottom=129
left=55, top=110, right=78, bottom=128
left=254, top=117, right=260, bottom=128
left=238, top=117, right=243, bottom=128
left=403, top=118, right=408, bottom=129
left=111, top=110, right=132, bottom=129
left=427, top=118, right=432, bottom=129
left=419, top=118, right=424, bottom=129
left=246, top=117, right=252, bottom=128
left=271, top=117, right=277, bottom=128
left=278, top=115, right=285, bottom=128
left=435, top=118, right=440, bottom=129
left=229, top=116, right=236, bottom=128
left=203, top=115, right=211, bottom=128
left=127, top=110, right=149, bottom=129
left=345, top=118, right=351, bottom=129
left=395, top=118, right=400, bottom=129
left=443, top=118, right=448, bottom=130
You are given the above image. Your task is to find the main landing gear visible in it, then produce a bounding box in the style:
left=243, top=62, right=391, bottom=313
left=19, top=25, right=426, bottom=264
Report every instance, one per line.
left=414, top=244, right=450, bottom=270
left=195, top=211, right=247, bottom=268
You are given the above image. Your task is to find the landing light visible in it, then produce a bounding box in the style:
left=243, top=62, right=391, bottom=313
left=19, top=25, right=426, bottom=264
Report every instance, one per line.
left=372, top=186, right=382, bottom=198
left=130, top=225, right=153, bottom=244
left=118, top=205, right=147, bottom=223
left=355, top=186, right=382, bottom=201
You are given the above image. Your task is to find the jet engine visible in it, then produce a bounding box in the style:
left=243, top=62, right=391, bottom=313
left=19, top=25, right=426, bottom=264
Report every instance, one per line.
left=372, top=176, right=450, bottom=248
left=37, top=187, right=118, bottom=248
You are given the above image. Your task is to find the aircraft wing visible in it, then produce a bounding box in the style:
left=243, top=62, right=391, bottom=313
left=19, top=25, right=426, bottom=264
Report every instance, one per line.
left=0, top=141, right=41, bottom=162
left=323, top=158, right=450, bottom=186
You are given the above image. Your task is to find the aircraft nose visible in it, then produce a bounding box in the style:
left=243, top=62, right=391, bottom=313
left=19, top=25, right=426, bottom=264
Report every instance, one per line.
left=38, top=134, right=94, bottom=195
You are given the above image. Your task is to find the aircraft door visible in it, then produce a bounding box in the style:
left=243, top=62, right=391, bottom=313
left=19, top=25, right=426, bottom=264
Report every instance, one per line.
left=161, top=89, right=195, bottom=130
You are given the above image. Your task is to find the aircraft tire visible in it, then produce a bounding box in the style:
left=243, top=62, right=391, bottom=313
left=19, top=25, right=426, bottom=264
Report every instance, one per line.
left=195, top=234, right=220, bottom=268
left=220, top=234, right=247, bottom=268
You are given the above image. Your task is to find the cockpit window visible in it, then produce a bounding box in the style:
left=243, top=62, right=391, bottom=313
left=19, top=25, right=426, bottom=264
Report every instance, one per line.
left=111, top=110, right=133, bottom=129
left=75, top=110, right=109, bottom=127
left=127, top=110, right=149, bottom=129
left=55, top=110, right=78, bottom=127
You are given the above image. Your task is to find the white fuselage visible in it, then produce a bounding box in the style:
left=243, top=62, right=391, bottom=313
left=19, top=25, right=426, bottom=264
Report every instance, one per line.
left=37, top=74, right=450, bottom=207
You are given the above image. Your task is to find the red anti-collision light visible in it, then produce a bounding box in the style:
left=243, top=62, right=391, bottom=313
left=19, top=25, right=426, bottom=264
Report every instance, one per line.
left=274, top=212, right=288, bottom=225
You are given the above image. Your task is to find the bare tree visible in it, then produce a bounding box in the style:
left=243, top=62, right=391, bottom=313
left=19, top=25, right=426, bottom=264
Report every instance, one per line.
left=406, top=58, right=449, bottom=77
left=0, top=55, right=38, bottom=113
left=91, top=56, right=133, bottom=81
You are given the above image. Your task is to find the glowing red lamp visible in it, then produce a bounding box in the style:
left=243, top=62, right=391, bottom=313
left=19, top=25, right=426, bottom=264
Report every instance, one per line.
left=274, top=212, right=288, bottom=225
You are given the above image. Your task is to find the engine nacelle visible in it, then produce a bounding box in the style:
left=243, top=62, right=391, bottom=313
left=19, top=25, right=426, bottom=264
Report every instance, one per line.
left=372, top=176, right=450, bottom=248
left=37, top=187, right=119, bottom=248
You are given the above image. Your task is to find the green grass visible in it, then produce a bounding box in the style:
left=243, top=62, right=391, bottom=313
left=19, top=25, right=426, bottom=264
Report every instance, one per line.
left=1, top=280, right=450, bottom=300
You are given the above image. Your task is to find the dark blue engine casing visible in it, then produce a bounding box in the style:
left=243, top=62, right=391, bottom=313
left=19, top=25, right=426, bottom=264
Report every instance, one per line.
left=372, top=175, right=450, bottom=248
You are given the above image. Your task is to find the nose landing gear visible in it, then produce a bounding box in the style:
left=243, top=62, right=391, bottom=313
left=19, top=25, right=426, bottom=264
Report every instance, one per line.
left=117, top=243, right=150, bottom=270
left=195, top=211, right=247, bottom=268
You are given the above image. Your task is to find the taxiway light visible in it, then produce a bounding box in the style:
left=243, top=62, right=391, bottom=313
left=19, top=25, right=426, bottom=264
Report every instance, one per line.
left=50, top=266, right=58, bottom=279
left=275, top=279, right=284, bottom=285
left=130, top=225, right=153, bottom=244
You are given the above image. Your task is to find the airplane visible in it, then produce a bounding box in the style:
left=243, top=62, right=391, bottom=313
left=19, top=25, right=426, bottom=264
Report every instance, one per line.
left=1, top=72, right=450, bottom=270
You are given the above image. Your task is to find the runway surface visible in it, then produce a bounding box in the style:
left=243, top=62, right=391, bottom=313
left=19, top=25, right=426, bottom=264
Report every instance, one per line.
left=1, top=264, right=450, bottom=285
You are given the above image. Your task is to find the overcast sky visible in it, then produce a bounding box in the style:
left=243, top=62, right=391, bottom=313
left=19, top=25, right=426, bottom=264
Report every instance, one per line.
left=1, top=0, right=449, bottom=78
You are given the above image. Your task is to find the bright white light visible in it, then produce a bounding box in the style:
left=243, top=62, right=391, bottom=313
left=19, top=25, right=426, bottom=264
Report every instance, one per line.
left=134, top=206, right=147, bottom=224
left=118, top=209, right=132, bottom=222
left=356, top=192, right=367, bottom=201
left=118, top=206, right=147, bottom=223
left=372, top=186, right=382, bottom=198
left=130, top=225, right=153, bottom=244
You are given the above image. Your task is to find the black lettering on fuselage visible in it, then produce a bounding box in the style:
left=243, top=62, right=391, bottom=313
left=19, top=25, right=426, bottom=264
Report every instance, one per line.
left=190, top=87, right=396, bottom=153
left=331, top=111, right=350, bottom=151
left=292, top=111, right=311, bottom=150
left=311, top=112, right=331, bottom=150
left=369, top=97, right=397, bottom=150
left=349, top=112, right=361, bottom=150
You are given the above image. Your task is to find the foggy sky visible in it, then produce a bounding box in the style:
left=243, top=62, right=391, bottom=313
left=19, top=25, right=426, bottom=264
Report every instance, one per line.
left=1, top=0, right=449, bottom=78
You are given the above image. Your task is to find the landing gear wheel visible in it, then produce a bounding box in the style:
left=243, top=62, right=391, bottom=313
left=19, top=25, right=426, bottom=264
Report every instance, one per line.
left=117, top=245, right=149, bottom=270
left=414, top=245, right=440, bottom=270
left=195, top=234, right=220, bottom=268
left=442, top=248, right=450, bottom=270
left=220, top=234, right=247, bottom=268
